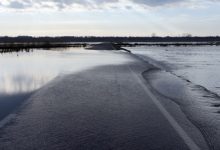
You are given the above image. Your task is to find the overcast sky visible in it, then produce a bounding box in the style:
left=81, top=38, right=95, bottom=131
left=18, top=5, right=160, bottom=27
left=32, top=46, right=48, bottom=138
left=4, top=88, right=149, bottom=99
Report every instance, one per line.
left=0, top=0, right=220, bottom=36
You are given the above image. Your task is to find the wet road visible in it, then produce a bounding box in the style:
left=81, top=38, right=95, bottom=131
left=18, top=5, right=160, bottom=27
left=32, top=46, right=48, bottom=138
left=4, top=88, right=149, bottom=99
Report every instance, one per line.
left=0, top=51, right=208, bottom=150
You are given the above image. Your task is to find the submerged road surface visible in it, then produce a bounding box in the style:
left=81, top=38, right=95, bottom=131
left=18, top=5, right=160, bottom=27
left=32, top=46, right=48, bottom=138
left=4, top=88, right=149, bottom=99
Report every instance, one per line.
left=0, top=50, right=208, bottom=150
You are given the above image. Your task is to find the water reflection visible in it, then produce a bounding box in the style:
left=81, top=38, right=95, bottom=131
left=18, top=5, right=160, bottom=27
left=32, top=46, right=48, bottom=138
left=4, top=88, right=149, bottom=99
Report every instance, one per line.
left=0, top=48, right=33, bottom=54
left=0, top=72, right=53, bottom=94
left=0, top=50, right=62, bottom=94
left=0, top=48, right=131, bottom=95
left=0, top=48, right=132, bottom=122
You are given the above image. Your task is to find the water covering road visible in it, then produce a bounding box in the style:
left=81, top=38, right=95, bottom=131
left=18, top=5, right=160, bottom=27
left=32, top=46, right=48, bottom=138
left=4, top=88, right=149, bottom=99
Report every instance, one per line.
left=0, top=48, right=208, bottom=150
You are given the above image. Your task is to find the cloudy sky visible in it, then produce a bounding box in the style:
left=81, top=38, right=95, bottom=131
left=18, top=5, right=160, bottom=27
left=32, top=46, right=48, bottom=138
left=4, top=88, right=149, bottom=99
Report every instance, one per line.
left=0, top=0, right=220, bottom=36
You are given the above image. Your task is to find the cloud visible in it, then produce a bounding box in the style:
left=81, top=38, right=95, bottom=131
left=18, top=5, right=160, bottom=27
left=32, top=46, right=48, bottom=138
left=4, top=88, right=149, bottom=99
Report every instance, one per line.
left=130, top=0, right=188, bottom=6
left=0, top=0, right=121, bottom=11
left=0, top=0, right=219, bottom=11
left=8, top=1, right=27, bottom=9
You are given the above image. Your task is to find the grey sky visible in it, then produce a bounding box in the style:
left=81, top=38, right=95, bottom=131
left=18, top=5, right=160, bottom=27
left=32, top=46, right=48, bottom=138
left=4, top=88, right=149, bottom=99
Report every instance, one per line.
left=0, top=0, right=199, bottom=10
left=0, top=0, right=220, bottom=36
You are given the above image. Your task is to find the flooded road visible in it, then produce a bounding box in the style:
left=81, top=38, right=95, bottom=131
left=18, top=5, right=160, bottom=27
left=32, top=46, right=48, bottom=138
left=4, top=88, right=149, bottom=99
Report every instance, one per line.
left=0, top=48, right=208, bottom=150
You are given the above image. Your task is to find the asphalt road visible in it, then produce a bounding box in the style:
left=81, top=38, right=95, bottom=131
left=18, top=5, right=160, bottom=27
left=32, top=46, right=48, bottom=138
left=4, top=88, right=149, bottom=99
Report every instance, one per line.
left=0, top=51, right=208, bottom=150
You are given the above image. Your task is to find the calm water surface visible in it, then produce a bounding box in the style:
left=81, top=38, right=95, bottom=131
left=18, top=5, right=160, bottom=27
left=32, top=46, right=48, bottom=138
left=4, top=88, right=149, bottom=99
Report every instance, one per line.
left=128, top=46, right=220, bottom=95
left=0, top=48, right=130, bottom=120
left=0, top=48, right=130, bottom=95
left=0, top=48, right=82, bottom=94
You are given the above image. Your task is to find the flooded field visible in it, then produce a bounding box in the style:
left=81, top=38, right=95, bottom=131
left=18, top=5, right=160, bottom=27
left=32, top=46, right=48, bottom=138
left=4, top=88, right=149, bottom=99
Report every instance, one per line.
left=127, top=46, right=220, bottom=149
left=128, top=46, right=220, bottom=96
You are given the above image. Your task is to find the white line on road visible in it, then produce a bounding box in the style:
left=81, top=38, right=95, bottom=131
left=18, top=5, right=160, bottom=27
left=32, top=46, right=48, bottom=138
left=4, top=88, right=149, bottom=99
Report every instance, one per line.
left=127, top=65, right=201, bottom=150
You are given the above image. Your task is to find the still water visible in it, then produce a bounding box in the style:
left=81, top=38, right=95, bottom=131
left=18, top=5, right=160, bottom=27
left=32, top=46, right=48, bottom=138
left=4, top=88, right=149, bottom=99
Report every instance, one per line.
left=0, top=48, right=130, bottom=95
left=128, top=46, right=220, bottom=96
left=0, top=48, right=131, bottom=121
left=0, top=48, right=81, bottom=94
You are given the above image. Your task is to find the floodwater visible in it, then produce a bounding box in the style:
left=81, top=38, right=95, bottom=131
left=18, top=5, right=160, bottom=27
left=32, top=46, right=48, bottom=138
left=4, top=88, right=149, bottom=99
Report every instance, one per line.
left=0, top=48, right=131, bottom=121
left=0, top=45, right=220, bottom=149
left=0, top=48, right=131, bottom=95
left=0, top=48, right=83, bottom=95
left=128, top=46, right=220, bottom=96
left=127, top=46, right=220, bottom=149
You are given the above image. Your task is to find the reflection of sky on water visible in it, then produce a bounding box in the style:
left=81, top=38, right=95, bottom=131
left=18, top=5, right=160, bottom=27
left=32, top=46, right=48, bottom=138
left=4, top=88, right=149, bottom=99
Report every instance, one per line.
left=129, top=46, right=220, bottom=95
left=0, top=48, right=131, bottom=95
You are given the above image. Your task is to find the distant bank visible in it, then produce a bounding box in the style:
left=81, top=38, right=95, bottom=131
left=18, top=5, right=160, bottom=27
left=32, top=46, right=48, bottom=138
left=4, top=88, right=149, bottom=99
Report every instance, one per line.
left=1, top=36, right=220, bottom=53
left=1, top=36, right=220, bottom=43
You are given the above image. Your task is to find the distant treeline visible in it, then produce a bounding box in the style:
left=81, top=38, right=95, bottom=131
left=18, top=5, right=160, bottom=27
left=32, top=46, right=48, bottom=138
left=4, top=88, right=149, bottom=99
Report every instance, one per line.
left=1, top=36, right=220, bottom=43
left=0, top=42, right=87, bottom=53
